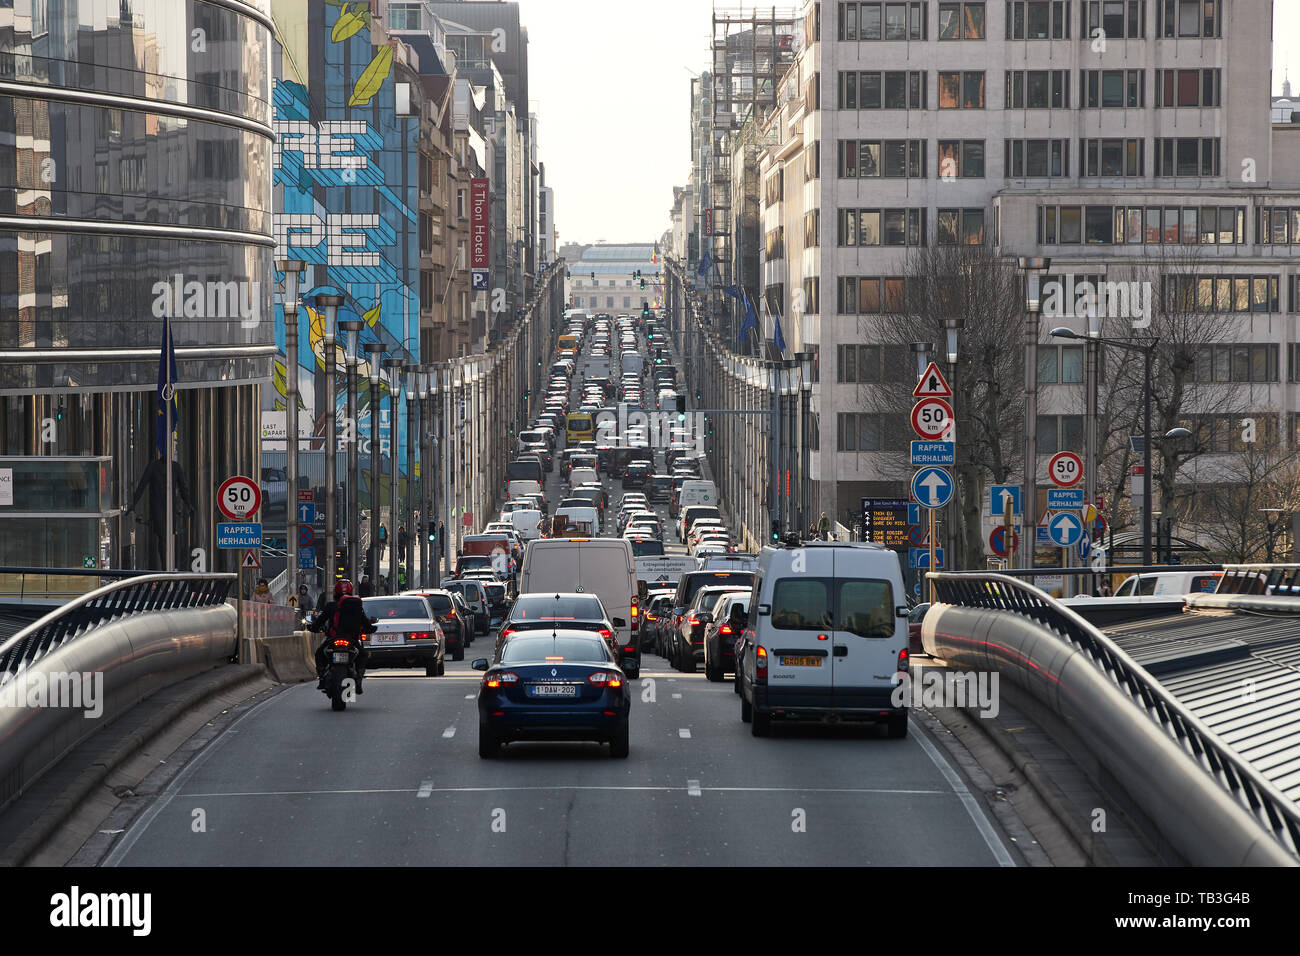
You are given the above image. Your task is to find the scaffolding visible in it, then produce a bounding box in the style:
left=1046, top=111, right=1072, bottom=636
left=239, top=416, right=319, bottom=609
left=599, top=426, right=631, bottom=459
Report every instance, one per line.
left=709, top=5, right=799, bottom=347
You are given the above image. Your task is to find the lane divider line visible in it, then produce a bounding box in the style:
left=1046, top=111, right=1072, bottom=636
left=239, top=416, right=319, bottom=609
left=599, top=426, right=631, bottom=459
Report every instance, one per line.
left=417, top=781, right=434, bottom=798
left=679, top=728, right=692, bottom=738
left=687, top=779, right=702, bottom=796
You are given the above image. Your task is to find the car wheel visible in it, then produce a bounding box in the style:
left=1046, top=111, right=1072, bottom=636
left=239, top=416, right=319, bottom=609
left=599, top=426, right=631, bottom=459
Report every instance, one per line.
left=705, top=659, right=722, bottom=682
left=679, top=647, right=695, bottom=674
left=453, top=641, right=465, bottom=661
left=609, top=718, right=630, bottom=758
left=751, top=707, right=771, bottom=737
left=478, top=724, right=500, bottom=758
left=740, top=690, right=752, bottom=723
left=887, top=712, right=908, bottom=739
left=425, top=662, right=439, bottom=677
left=437, top=658, right=446, bottom=677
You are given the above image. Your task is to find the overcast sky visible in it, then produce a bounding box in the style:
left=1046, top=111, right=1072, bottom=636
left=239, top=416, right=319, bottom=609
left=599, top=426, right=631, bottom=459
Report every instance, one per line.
left=522, top=1, right=1300, bottom=247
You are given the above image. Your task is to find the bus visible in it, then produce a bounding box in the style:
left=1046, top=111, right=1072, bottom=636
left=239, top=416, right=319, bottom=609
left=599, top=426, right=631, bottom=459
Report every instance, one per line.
left=557, top=333, right=579, bottom=355
left=566, top=411, right=595, bottom=443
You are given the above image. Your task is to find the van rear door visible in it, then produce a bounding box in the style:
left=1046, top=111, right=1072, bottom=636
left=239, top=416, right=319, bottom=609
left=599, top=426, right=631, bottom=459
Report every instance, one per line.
left=577, top=542, right=635, bottom=654
left=829, top=553, right=905, bottom=711
left=763, top=549, right=835, bottom=708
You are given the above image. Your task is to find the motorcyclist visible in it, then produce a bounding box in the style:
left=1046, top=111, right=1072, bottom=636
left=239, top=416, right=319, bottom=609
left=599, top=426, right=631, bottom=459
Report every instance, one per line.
left=309, top=579, right=373, bottom=693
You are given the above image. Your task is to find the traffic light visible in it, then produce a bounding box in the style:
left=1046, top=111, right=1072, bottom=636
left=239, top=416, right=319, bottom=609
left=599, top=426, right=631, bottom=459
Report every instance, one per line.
left=695, top=389, right=703, bottom=403
left=655, top=348, right=663, bottom=364
left=675, top=395, right=686, bottom=422
left=640, top=278, right=646, bottom=289
left=770, top=520, right=780, bottom=542
left=509, top=421, right=515, bottom=435
left=428, top=519, right=438, bottom=543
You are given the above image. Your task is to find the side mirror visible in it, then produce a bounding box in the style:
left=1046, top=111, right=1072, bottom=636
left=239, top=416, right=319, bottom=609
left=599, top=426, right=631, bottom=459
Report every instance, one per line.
left=471, top=658, right=490, bottom=671
left=756, top=603, right=771, bottom=617
left=612, top=617, right=627, bottom=628
left=895, top=605, right=910, bottom=618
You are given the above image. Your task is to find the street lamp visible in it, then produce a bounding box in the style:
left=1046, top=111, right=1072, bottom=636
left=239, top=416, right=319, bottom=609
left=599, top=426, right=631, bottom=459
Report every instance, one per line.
left=405, top=364, right=419, bottom=588
left=418, top=367, right=432, bottom=588
left=383, top=357, right=406, bottom=594
left=339, top=319, right=362, bottom=585
left=363, top=342, right=385, bottom=588
left=1052, top=327, right=1160, bottom=566
left=316, top=294, right=344, bottom=591
left=275, top=259, right=305, bottom=585
left=1019, top=256, right=1051, bottom=570
left=1261, top=509, right=1284, bottom=563
left=909, top=342, right=932, bottom=380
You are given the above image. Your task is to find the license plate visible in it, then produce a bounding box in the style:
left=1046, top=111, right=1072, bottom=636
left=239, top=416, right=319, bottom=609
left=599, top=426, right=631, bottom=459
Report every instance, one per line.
left=528, top=684, right=577, bottom=697
left=781, top=656, right=822, bottom=667
left=332, top=652, right=350, bottom=663
left=371, top=633, right=401, bottom=645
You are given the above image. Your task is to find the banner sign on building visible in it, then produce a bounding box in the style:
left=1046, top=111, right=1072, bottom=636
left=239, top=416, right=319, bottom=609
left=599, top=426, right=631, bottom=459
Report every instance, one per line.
left=470, top=177, right=490, bottom=269
left=703, top=208, right=713, bottom=236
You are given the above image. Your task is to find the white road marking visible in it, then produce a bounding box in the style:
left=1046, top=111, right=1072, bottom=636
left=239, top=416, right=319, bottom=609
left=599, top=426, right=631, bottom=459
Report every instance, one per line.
left=678, top=728, right=691, bottom=738
left=417, top=781, right=434, bottom=798
left=672, top=693, right=682, bottom=699
left=464, top=694, right=475, bottom=699
left=442, top=726, right=456, bottom=738
left=687, top=779, right=702, bottom=796
left=179, top=785, right=951, bottom=798
left=911, top=723, right=1017, bottom=866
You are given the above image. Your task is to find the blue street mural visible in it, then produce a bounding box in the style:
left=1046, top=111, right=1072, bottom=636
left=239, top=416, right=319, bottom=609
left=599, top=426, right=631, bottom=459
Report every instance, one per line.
left=270, top=0, right=418, bottom=475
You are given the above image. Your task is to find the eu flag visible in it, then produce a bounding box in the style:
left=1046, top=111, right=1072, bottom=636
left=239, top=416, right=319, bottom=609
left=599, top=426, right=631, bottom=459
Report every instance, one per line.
left=739, top=296, right=758, bottom=346
left=697, top=250, right=711, bottom=277
left=773, top=311, right=788, bottom=356
left=155, top=315, right=179, bottom=456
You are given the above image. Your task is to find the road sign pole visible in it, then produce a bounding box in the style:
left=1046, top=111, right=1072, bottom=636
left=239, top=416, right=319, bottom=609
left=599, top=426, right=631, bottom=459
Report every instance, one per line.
left=928, top=508, right=936, bottom=604
left=1004, top=497, right=1014, bottom=564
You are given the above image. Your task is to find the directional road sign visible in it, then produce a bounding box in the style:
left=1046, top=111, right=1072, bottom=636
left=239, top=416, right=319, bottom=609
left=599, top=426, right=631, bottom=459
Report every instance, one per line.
left=1048, top=451, right=1084, bottom=488
left=989, top=526, right=1017, bottom=557
left=217, top=522, right=262, bottom=549
left=298, top=546, right=315, bottom=570
left=1046, top=488, right=1085, bottom=510
left=907, top=504, right=922, bottom=525
left=1078, top=531, right=1091, bottom=560
left=911, top=398, right=954, bottom=440
left=910, top=440, right=955, bottom=467
left=909, top=548, right=945, bottom=569
left=990, top=485, right=1021, bottom=516
left=1047, top=512, right=1084, bottom=548
left=911, top=467, right=954, bottom=509
left=217, top=476, right=261, bottom=520
left=298, top=502, right=316, bottom=524
left=912, top=362, right=953, bottom=398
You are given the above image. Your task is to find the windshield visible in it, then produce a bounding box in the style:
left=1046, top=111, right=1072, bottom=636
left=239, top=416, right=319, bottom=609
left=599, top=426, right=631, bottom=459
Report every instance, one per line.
left=501, top=635, right=612, bottom=663
left=512, top=594, right=605, bottom=620
left=363, top=597, right=430, bottom=619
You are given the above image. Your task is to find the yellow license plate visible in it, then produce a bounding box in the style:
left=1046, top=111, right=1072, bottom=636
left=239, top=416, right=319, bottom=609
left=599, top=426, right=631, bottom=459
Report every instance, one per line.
left=781, top=656, right=822, bottom=667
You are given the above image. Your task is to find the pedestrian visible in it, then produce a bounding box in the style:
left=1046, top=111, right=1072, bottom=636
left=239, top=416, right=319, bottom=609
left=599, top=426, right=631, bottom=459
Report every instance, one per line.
left=816, top=512, right=830, bottom=542
left=398, top=524, right=409, bottom=558
left=252, top=577, right=273, bottom=604
left=358, top=575, right=374, bottom=598
left=297, top=583, right=312, bottom=611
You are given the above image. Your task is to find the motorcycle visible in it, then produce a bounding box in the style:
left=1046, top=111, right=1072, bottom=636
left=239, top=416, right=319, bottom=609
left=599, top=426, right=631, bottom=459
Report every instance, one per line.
left=322, top=634, right=364, bottom=711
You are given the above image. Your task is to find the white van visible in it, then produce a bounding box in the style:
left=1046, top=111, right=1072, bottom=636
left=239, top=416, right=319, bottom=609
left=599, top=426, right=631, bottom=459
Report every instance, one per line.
left=678, top=480, right=717, bottom=511
left=553, top=505, right=599, bottom=537
left=738, top=542, right=911, bottom=738
left=569, top=466, right=599, bottom=489
left=519, top=537, right=639, bottom=673
left=1112, top=571, right=1223, bottom=597
left=506, top=509, right=544, bottom=541
left=507, top=479, right=542, bottom=501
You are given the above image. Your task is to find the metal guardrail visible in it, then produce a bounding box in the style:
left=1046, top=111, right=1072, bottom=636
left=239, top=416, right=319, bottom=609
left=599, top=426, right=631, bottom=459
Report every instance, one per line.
left=0, top=573, right=235, bottom=682
left=929, top=570, right=1300, bottom=860
left=1216, top=563, right=1300, bottom=595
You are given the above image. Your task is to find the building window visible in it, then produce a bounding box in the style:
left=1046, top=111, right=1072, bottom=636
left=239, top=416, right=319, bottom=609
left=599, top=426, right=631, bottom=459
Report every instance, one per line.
left=840, top=71, right=927, bottom=109
left=1188, top=414, right=1277, bottom=452
left=1155, top=68, right=1221, bottom=107
left=389, top=3, right=423, bottom=30
left=837, top=139, right=926, bottom=177
left=805, top=209, right=821, bottom=247
left=836, top=276, right=912, bottom=313
left=1291, top=276, right=1300, bottom=313
left=938, top=71, right=985, bottom=108
left=1038, top=345, right=1084, bottom=383
left=1158, top=0, right=1219, bottom=38
left=1005, top=70, right=1069, bottom=108
left=623, top=297, right=631, bottom=308
left=1083, top=0, right=1145, bottom=38
left=939, top=2, right=986, bottom=38
left=765, top=170, right=784, bottom=205
left=1005, top=139, right=1069, bottom=177
left=1163, top=275, right=1280, bottom=314
left=1036, top=415, right=1084, bottom=455
left=766, top=226, right=785, bottom=259
left=1154, top=138, right=1220, bottom=177
left=937, top=208, right=985, bottom=244
left=837, top=345, right=910, bottom=382
left=1257, top=208, right=1300, bottom=245
left=420, top=269, right=434, bottom=311
left=803, top=277, right=821, bottom=313
left=838, top=413, right=880, bottom=451
left=838, top=2, right=928, bottom=40
left=1082, top=69, right=1143, bottom=108
left=937, top=140, right=985, bottom=178
left=1288, top=344, right=1300, bottom=382
left=1007, top=0, right=1072, bottom=38
left=837, top=208, right=926, bottom=246
left=804, top=142, right=821, bottom=181
left=1081, top=138, right=1143, bottom=176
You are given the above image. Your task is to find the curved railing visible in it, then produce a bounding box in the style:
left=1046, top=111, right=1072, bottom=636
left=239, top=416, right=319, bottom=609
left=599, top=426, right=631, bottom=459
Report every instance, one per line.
left=930, top=571, right=1300, bottom=862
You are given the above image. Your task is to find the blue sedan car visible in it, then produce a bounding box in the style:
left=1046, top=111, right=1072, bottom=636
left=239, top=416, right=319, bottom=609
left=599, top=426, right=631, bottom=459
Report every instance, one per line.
left=473, top=631, right=631, bottom=759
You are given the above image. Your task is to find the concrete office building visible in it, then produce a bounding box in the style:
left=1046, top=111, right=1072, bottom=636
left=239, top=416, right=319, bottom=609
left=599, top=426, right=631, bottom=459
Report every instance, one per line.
left=750, top=0, right=1300, bottom=540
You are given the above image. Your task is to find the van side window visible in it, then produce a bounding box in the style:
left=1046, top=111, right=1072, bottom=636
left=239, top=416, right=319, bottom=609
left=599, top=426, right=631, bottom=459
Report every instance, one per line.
left=838, top=580, right=895, bottom=638
left=1137, top=578, right=1158, bottom=595
left=771, top=579, right=831, bottom=630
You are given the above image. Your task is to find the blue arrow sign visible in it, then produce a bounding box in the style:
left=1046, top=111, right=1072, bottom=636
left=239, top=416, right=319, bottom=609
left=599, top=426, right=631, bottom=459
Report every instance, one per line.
left=990, top=485, right=1021, bottom=516
left=907, top=503, right=922, bottom=525
left=298, top=502, right=316, bottom=524
left=298, top=546, right=315, bottom=570
left=1078, top=531, right=1091, bottom=560
left=911, top=467, right=954, bottom=509
left=1047, top=512, right=1084, bottom=548
left=217, top=522, right=262, bottom=549
left=909, top=548, right=945, bottom=569
left=910, top=440, right=955, bottom=467
left=1047, top=488, right=1085, bottom=511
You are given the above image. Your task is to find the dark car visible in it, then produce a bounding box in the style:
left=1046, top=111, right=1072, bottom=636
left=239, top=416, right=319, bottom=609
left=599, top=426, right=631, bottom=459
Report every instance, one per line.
left=623, top=461, right=652, bottom=488
left=482, top=581, right=512, bottom=626
left=702, top=591, right=751, bottom=682
left=673, top=584, right=750, bottom=673
left=402, top=588, right=467, bottom=661
left=361, top=595, right=445, bottom=676
left=668, top=570, right=756, bottom=669
left=908, top=602, right=930, bottom=655
left=495, top=591, right=624, bottom=664
left=474, top=631, right=631, bottom=758
left=647, top=474, right=675, bottom=503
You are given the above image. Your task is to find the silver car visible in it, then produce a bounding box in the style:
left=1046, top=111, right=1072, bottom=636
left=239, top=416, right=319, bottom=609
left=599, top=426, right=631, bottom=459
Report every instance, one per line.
left=361, top=595, right=445, bottom=677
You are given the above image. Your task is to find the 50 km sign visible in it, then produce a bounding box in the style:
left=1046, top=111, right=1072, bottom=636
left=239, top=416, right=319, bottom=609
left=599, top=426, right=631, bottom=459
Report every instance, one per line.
left=217, top=475, right=261, bottom=520
left=911, top=398, right=954, bottom=440
left=1048, top=451, right=1084, bottom=488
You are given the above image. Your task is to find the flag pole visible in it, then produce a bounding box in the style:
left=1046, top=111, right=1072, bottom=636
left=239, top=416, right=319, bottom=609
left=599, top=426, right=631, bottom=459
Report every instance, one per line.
left=164, top=314, right=175, bottom=572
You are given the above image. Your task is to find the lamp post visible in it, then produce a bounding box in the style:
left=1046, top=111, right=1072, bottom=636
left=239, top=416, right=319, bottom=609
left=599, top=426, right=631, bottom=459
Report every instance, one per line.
left=1052, top=328, right=1159, bottom=566
left=316, top=294, right=343, bottom=591
left=363, top=343, right=385, bottom=588
left=1261, top=509, right=1284, bottom=563
left=1018, top=257, right=1051, bottom=569
left=943, top=318, right=962, bottom=570
left=418, top=366, right=433, bottom=588
left=793, top=351, right=812, bottom=534
left=383, top=358, right=406, bottom=594
left=275, top=259, right=305, bottom=586
left=339, top=320, right=362, bottom=584
left=405, top=364, right=418, bottom=589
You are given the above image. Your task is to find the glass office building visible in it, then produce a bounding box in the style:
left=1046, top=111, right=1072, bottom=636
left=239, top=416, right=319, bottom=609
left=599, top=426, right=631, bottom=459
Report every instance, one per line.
left=0, top=0, right=276, bottom=572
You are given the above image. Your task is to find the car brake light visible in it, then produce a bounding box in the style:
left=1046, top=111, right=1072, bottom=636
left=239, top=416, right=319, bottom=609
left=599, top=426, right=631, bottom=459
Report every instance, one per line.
left=500, top=627, right=516, bottom=642
left=719, top=624, right=732, bottom=635
left=599, top=627, right=613, bottom=642
left=588, top=671, right=623, bottom=688
left=408, top=631, right=431, bottom=640
left=485, top=671, right=518, bottom=688
left=897, top=648, right=910, bottom=674
left=646, top=613, right=658, bottom=622
left=756, top=645, right=768, bottom=678
left=332, top=639, right=350, bottom=647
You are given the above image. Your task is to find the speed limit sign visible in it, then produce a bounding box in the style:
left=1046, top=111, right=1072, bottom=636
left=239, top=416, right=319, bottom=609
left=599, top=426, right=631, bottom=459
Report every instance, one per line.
left=911, top=398, right=954, bottom=439
left=1048, top=451, right=1083, bottom=488
left=217, top=475, right=262, bottom=520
